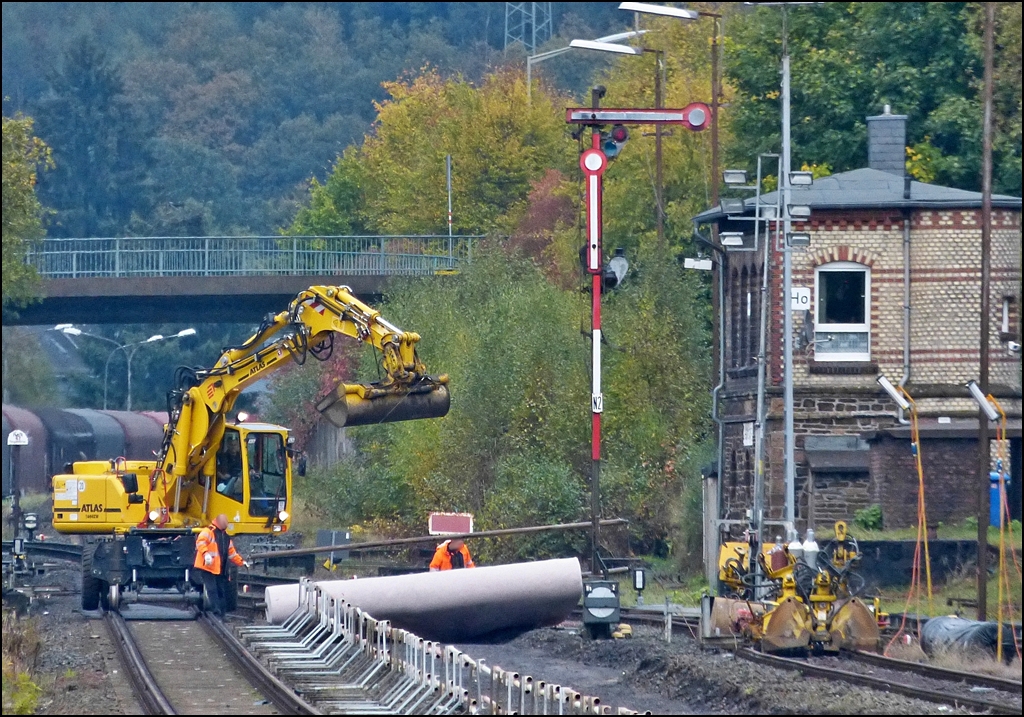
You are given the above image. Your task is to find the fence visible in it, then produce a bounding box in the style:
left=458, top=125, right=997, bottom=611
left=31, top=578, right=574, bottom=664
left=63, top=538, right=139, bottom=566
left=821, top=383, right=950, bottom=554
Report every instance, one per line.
left=28, top=235, right=481, bottom=279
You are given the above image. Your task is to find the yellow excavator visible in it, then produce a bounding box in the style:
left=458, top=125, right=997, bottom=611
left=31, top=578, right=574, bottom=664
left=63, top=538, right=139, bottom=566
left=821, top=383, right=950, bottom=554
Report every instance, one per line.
left=713, top=521, right=882, bottom=654
left=51, top=285, right=450, bottom=610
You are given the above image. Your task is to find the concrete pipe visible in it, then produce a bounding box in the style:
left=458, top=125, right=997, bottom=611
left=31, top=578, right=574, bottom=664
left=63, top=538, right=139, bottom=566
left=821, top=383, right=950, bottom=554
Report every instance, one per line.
left=264, top=558, right=583, bottom=643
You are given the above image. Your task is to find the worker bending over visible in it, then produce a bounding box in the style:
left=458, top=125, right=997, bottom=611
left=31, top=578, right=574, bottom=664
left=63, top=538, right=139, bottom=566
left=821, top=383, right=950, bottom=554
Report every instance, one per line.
left=430, top=538, right=475, bottom=571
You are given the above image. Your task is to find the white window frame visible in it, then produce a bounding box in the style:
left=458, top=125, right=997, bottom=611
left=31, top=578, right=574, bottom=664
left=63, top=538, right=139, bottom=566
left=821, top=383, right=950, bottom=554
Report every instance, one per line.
left=814, top=261, right=870, bottom=362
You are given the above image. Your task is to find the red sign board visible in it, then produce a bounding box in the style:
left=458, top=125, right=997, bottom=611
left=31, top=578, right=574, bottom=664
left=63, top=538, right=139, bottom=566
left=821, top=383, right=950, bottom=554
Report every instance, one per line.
left=428, top=512, right=474, bottom=535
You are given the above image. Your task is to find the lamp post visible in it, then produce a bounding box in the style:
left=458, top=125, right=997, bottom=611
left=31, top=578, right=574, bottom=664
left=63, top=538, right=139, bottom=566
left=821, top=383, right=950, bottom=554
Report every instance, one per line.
left=715, top=157, right=784, bottom=593
left=60, top=326, right=196, bottom=410
left=126, top=328, right=196, bottom=411
left=59, top=326, right=125, bottom=410
left=527, top=30, right=647, bottom=105
left=617, top=2, right=721, bottom=225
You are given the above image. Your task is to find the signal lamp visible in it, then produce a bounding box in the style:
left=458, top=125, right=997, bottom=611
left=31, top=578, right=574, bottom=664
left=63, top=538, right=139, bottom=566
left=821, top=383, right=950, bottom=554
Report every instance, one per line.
left=602, top=124, right=630, bottom=159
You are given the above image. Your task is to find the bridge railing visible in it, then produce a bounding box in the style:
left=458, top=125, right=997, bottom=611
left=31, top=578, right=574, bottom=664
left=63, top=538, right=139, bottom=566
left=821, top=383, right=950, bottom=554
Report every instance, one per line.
left=28, top=235, right=481, bottom=279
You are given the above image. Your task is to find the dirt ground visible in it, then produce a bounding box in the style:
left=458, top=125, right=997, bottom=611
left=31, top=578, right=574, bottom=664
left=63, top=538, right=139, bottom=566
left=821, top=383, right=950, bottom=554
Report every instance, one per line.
left=458, top=623, right=982, bottom=715
left=7, top=572, right=980, bottom=716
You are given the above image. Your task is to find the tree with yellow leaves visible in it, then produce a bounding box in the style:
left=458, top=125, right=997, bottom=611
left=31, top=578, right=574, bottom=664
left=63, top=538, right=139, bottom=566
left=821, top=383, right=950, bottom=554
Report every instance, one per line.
left=2, top=113, right=52, bottom=309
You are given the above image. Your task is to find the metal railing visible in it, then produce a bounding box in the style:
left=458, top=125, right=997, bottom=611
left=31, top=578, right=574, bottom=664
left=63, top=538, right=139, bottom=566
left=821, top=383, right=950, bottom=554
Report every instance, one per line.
left=237, top=580, right=642, bottom=715
left=27, top=235, right=482, bottom=279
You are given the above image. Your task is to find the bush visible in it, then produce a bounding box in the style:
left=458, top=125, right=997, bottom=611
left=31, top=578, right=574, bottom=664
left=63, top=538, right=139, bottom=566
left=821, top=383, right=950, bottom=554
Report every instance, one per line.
left=1, top=611, right=42, bottom=715
left=854, top=504, right=883, bottom=531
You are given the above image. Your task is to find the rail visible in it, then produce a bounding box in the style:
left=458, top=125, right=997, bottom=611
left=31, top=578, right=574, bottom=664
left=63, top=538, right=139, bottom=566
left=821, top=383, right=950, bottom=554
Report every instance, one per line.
left=3, top=540, right=83, bottom=562
left=27, top=235, right=482, bottom=279
left=735, top=647, right=1021, bottom=715
left=848, top=649, right=1022, bottom=695
left=238, top=579, right=644, bottom=714
left=104, top=611, right=177, bottom=715
left=198, top=613, right=320, bottom=715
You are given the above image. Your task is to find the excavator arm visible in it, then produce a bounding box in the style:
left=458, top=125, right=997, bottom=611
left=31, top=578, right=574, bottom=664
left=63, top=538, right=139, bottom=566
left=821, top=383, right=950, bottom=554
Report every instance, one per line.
left=159, top=285, right=449, bottom=484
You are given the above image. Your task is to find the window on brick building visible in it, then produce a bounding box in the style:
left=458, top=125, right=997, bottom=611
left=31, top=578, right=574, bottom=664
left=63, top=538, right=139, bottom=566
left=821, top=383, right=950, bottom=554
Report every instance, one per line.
left=814, top=262, right=870, bottom=361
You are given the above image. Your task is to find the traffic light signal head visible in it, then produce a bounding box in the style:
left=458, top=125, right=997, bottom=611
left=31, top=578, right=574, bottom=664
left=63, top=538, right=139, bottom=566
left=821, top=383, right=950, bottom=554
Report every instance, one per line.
left=601, top=124, right=629, bottom=159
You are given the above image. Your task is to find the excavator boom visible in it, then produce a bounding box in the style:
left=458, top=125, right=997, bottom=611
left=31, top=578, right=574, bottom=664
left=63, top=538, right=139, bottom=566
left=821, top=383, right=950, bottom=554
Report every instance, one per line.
left=160, top=285, right=449, bottom=486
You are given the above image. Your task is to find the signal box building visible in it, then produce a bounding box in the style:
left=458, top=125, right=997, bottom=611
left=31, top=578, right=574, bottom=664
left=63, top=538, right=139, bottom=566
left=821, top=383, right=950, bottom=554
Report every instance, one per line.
left=694, top=109, right=1022, bottom=548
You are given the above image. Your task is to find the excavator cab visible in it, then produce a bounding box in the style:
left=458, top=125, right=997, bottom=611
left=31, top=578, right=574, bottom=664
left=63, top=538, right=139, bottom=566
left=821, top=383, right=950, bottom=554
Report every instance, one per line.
left=208, top=424, right=292, bottom=531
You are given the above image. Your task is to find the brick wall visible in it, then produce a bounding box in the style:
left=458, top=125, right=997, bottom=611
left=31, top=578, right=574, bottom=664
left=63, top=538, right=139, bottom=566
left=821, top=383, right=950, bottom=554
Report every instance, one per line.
left=719, top=204, right=1021, bottom=535
left=868, top=435, right=980, bottom=528
left=766, top=208, right=1022, bottom=405
left=809, top=471, right=873, bottom=527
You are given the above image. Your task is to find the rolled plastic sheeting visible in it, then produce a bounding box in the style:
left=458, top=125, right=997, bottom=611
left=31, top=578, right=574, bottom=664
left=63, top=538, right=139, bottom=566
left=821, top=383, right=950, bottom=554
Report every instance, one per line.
left=920, top=615, right=1006, bottom=658
left=264, top=557, right=583, bottom=643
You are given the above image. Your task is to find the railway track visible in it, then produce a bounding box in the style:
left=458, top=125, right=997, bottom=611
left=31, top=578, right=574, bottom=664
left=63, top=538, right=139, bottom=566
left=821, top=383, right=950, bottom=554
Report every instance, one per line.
left=13, top=542, right=1021, bottom=714
left=102, top=608, right=318, bottom=715
left=3, top=539, right=83, bottom=561
left=735, top=647, right=1022, bottom=715
left=610, top=606, right=1022, bottom=713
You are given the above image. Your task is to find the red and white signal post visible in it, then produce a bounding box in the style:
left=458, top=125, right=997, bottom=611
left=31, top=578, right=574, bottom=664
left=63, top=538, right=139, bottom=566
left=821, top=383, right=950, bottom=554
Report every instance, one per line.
left=569, top=99, right=710, bottom=576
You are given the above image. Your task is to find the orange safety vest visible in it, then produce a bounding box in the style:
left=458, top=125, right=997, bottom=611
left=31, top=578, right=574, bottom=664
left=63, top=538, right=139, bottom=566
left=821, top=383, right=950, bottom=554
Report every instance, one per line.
left=429, top=540, right=475, bottom=570
left=194, top=524, right=245, bottom=575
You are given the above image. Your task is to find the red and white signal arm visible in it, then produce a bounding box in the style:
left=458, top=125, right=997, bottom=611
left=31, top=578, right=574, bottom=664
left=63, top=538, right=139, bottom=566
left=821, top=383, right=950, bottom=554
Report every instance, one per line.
left=428, top=512, right=474, bottom=536
left=580, top=148, right=607, bottom=273
left=565, top=103, right=711, bottom=131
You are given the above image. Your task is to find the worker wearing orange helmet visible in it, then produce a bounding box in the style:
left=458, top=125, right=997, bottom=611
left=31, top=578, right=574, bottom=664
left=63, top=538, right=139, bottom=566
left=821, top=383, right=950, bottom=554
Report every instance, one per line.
left=429, top=538, right=475, bottom=571
left=194, top=514, right=249, bottom=617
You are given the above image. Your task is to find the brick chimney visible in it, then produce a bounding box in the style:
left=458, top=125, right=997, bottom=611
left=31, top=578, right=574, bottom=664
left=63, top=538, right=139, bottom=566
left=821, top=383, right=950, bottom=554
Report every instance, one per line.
left=865, top=104, right=907, bottom=175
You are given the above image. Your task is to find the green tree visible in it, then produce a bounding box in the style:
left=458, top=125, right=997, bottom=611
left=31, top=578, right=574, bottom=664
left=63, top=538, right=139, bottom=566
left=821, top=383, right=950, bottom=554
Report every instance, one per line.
left=2, top=113, right=50, bottom=309
left=726, top=2, right=1021, bottom=194
left=0, top=327, right=61, bottom=407
left=293, top=68, right=575, bottom=237
left=34, top=38, right=150, bottom=236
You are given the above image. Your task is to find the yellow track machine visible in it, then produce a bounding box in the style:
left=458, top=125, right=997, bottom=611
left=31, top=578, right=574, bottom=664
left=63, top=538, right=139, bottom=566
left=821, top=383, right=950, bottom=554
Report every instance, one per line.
left=713, top=521, right=883, bottom=655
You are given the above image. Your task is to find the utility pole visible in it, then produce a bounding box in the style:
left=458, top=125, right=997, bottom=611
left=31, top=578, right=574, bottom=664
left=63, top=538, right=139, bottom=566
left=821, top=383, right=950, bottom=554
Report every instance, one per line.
left=976, top=0, right=995, bottom=623
left=781, top=8, right=796, bottom=525
left=655, top=51, right=664, bottom=245
left=446, top=154, right=454, bottom=262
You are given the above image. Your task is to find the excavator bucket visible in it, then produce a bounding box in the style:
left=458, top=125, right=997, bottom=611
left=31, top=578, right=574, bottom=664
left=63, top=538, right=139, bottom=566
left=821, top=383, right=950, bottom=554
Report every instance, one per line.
left=830, top=597, right=880, bottom=652
left=317, top=382, right=450, bottom=428
left=762, top=596, right=812, bottom=655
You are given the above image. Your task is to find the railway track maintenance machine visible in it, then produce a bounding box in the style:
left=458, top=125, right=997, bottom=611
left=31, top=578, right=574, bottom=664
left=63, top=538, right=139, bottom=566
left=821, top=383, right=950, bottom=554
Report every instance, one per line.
left=51, top=285, right=450, bottom=610
left=712, top=520, right=882, bottom=654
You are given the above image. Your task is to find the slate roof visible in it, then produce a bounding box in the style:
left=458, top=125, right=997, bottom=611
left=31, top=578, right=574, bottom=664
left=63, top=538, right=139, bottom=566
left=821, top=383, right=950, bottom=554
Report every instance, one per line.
left=693, top=167, right=1023, bottom=224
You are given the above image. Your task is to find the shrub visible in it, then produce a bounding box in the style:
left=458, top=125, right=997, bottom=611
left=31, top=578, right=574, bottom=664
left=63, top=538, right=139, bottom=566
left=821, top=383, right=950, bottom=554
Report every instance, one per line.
left=854, top=504, right=883, bottom=531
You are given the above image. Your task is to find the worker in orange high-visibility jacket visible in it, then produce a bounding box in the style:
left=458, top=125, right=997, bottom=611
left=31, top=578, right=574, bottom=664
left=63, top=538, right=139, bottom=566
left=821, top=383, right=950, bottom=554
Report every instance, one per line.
left=429, top=538, right=475, bottom=571
left=194, top=513, right=249, bottom=617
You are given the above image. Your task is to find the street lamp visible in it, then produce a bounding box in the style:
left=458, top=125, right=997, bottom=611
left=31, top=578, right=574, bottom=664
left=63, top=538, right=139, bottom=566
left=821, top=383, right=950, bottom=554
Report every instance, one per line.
left=126, top=328, right=196, bottom=411
left=618, top=2, right=699, bottom=20
left=527, top=31, right=647, bottom=104
left=59, top=326, right=196, bottom=410
left=58, top=326, right=123, bottom=410
left=618, top=2, right=722, bottom=231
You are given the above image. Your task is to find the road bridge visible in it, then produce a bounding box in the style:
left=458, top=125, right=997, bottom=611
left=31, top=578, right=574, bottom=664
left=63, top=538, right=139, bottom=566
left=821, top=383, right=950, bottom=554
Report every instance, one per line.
left=5, top=235, right=478, bottom=325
